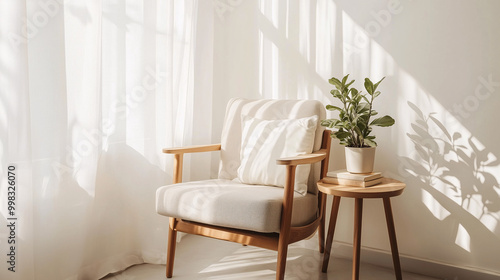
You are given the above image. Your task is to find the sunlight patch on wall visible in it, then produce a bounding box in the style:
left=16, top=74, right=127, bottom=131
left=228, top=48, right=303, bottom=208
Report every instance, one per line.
left=342, top=11, right=396, bottom=81
left=312, top=84, right=325, bottom=102
left=284, top=0, right=290, bottom=38
left=341, top=11, right=370, bottom=78
left=370, top=40, right=395, bottom=80
left=258, top=0, right=279, bottom=29
left=258, top=30, right=280, bottom=98
left=257, top=0, right=340, bottom=101
left=296, top=74, right=308, bottom=100
left=298, top=1, right=311, bottom=63
left=314, top=0, right=336, bottom=80
left=455, top=223, right=471, bottom=252
left=480, top=209, right=500, bottom=233
left=271, top=41, right=279, bottom=99
left=421, top=188, right=450, bottom=221
left=396, top=69, right=426, bottom=156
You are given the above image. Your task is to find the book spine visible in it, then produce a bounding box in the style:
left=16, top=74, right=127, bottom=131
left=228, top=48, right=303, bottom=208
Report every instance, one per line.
left=322, top=177, right=382, bottom=187
left=326, top=171, right=381, bottom=181
left=322, top=177, right=366, bottom=187
left=336, top=173, right=381, bottom=181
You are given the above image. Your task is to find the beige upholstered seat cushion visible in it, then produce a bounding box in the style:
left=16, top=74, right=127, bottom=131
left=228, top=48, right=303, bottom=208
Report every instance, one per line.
left=156, top=179, right=318, bottom=233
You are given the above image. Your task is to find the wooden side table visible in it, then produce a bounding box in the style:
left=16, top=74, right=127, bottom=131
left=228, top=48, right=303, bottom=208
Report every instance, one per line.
left=317, top=178, right=406, bottom=280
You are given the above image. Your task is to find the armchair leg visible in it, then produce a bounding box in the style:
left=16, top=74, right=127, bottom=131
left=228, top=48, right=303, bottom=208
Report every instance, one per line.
left=318, top=216, right=325, bottom=253
left=276, top=165, right=296, bottom=280
left=166, top=218, right=178, bottom=278
left=276, top=234, right=289, bottom=280
left=318, top=193, right=327, bottom=253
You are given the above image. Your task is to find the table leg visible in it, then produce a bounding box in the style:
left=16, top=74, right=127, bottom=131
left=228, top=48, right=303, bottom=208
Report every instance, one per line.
left=322, top=196, right=341, bottom=272
left=353, top=198, right=363, bottom=280
left=383, top=197, right=402, bottom=280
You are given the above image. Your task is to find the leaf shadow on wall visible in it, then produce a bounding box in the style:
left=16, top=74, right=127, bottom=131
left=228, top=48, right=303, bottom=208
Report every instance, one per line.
left=400, top=101, right=500, bottom=261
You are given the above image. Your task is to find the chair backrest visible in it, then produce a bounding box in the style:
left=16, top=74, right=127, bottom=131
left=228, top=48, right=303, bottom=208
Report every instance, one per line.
left=218, top=98, right=326, bottom=194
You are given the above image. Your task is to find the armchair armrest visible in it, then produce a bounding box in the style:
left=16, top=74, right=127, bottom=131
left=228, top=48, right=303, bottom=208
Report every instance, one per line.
left=276, top=149, right=328, bottom=166
left=163, top=144, right=221, bottom=184
left=163, top=144, right=221, bottom=154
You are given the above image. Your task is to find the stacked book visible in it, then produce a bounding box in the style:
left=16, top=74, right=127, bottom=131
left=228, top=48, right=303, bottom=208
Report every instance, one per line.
left=323, top=169, right=382, bottom=187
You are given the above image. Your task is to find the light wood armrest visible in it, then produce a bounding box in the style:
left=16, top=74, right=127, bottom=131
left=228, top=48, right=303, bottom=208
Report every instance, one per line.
left=276, top=149, right=328, bottom=166
left=164, top=143, right=221, bottom=184
left=163, top=144, right=221, bottom=154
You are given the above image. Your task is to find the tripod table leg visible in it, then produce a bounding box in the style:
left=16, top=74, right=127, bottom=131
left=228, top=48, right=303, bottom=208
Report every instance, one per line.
left=321, top=196, right=341, bottom=272
left=352, top=198, right=363, bottom=280
left=383, top=197, right=402, bottom=280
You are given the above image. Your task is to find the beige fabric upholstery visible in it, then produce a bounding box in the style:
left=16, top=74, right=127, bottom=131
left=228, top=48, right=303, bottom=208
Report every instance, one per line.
left=156, top=179, right=318, bottom=233
left=236, top=115, right=318, bottom=195
left=218, top=98, right=326, bottom=194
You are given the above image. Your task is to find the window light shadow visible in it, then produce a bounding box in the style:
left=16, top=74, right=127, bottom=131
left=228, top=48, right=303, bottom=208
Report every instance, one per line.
left=401, top=101, right=500, bottom=254
left=198, top=243, right=327, bottom=280
left=257, top=0, right=340, bottom=103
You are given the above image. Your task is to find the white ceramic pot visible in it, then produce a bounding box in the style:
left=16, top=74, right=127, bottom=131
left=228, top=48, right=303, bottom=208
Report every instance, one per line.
left=345, top=147, right=376, bottom=173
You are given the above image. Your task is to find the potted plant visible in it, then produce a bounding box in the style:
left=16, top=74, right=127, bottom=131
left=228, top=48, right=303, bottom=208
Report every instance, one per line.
left=321, top=74, right=395, bottom=173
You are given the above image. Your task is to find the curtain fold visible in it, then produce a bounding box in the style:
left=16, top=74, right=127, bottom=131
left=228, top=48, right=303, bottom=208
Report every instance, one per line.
left=0, top=1, right=35, bottom=280
left=0, top=0, right=213, bottom=279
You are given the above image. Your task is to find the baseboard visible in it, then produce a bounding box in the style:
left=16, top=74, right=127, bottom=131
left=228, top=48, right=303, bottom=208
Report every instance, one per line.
left=330, top=241, right=500, bottom=280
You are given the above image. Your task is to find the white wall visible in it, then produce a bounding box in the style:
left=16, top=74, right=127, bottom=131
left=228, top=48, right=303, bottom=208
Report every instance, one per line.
left=210, top=0, right=500, bottom=276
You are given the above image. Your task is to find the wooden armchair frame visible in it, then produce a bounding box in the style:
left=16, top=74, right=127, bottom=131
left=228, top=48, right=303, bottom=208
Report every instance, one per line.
left=162, top=130, right=331, bottom=280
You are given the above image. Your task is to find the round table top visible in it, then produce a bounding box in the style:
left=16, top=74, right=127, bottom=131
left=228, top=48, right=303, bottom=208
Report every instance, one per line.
left=317, top=177, right=406, bottom=198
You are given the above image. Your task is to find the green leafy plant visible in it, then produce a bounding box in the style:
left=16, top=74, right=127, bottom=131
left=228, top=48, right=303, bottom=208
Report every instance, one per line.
left=321, top=74, right=395, bottom=147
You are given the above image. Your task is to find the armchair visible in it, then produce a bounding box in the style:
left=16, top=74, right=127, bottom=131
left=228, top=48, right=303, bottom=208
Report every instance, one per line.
left=156, top=98, right=331, bottom=280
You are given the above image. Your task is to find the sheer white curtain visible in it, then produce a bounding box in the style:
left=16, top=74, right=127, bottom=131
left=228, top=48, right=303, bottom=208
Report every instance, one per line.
left=0, top=1, right=213, bottom=279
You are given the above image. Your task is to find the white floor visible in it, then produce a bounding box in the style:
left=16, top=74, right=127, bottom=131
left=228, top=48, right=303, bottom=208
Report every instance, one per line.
left=102, top=234, right=440, bottom=280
